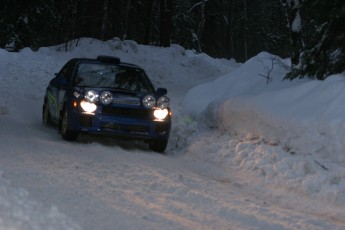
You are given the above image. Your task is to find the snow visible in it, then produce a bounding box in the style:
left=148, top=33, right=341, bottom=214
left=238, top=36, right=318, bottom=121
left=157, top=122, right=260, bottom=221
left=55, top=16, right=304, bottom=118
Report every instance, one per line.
left=292, top=12, right=302, bottom=32
left=1, top=38, right=345, bottom=229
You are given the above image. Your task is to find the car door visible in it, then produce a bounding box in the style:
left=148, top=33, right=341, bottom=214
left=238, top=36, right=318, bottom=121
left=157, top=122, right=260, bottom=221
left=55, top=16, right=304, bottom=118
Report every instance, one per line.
left=49, top=61, right=76, bottom=121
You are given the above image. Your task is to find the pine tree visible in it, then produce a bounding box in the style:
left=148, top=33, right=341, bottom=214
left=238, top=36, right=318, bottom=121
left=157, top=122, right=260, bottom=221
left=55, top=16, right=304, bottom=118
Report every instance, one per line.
left=286, top=0, right=345, bottom=80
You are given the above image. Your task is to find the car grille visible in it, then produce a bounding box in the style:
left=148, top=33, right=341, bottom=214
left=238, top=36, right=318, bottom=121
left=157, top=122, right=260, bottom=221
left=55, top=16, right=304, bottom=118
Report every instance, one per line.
left=101, top=107, right=151, bottom=119
left=100, top=122, right=149, bottom=134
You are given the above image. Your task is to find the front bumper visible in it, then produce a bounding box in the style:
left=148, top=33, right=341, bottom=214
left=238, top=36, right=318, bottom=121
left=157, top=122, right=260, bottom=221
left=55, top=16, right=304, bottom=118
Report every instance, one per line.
left=68, top=105, right=171, bottom=140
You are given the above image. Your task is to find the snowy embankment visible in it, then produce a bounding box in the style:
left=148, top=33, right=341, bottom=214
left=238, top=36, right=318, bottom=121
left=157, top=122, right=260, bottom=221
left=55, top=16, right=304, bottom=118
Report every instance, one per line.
left=183, top=52, right=345, bottom=205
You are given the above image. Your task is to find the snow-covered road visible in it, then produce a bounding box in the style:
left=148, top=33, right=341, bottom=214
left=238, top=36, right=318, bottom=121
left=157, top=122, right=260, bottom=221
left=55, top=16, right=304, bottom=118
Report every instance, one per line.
left=1, top=39, right=345, bottom=229
left=2, top=111, right=344, bottom=230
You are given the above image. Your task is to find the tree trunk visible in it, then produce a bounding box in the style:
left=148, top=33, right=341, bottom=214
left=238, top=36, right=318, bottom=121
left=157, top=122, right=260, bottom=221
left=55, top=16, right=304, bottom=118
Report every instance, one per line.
left=243, top=0, right=248, bottom=61
left=225, top=0, right=235, bottom=59
left=159, top=0, right=173, bottom=47
left=100, top=0, right=109, bottom=40
left=122, top=0, right=131, bottom=40
left=143, top=0, right=156, bottom=45
left=281, top=0, right=303, bottom=66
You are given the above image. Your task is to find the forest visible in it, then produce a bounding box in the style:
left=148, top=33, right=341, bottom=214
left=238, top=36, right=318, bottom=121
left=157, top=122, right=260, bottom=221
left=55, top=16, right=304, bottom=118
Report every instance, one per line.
left=0, top=0, right=344, bottom=80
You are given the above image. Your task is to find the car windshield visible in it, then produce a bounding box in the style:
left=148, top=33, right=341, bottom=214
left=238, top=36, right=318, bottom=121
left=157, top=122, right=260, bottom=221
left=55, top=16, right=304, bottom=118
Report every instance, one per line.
left=75, top=63, right=154, bottom=93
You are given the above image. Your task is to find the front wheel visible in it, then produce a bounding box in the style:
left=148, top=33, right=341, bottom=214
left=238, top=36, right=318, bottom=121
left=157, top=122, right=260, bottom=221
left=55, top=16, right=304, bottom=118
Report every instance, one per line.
left=42, top=102, right=52, bottom=126
left=149, top=139, right=168, bottom=153
left=60, top=108, right=78, bottom=141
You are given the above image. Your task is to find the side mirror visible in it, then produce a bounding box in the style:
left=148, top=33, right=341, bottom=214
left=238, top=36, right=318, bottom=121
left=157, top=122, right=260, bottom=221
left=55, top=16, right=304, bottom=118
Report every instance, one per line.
left=156, top=88, right=167, bottom=95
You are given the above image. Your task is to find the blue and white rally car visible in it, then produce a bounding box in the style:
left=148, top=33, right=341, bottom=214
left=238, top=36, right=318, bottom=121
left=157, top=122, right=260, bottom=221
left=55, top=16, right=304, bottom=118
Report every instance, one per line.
left=42, top=56, right=171, bottom=152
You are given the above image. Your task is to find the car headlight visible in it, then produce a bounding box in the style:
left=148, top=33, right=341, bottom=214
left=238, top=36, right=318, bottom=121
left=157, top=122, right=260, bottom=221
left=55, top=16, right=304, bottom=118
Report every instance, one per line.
left=100, top=91, right=113, bottom=105
left=84, top=90, right=99, bottom=103
left=80, top=100, right=97, bottom=113
left=143, top=95, right=156, bottom=108
left=157, top=96, right=169, bottom=109
left=153, top=109, right=169, bottom=120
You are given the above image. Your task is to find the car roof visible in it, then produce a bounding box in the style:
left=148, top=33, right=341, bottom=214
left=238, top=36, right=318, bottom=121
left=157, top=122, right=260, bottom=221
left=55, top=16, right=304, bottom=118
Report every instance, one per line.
left=70, top=56, right=143, bottom=71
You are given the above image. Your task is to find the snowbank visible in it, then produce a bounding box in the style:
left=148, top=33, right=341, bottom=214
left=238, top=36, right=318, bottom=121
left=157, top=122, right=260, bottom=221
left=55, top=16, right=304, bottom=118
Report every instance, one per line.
left=183, top=52, right=345, bottom=205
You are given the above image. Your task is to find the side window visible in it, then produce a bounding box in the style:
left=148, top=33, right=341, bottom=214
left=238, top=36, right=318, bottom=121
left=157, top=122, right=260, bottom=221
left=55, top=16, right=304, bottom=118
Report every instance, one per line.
left=58, top=61, right=76, bottom=83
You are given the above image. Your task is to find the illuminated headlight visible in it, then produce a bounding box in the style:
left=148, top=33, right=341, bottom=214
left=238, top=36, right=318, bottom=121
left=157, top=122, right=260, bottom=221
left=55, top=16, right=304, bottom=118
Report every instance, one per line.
left=157, top=96, right=169, bottom=109
left=80, top=100, right=97, bottom=113
left=84, top=90, right=99, bottom=103
left=153, top=109, right=169, bottom=120
left=100, top=91, right=113, bottom=105
left=143, top=95, right=156, bottom=108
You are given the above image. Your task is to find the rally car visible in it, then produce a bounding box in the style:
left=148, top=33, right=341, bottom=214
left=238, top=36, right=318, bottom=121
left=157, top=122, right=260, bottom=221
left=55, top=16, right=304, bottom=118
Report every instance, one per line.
left=42, top=55, right=171, bottom=152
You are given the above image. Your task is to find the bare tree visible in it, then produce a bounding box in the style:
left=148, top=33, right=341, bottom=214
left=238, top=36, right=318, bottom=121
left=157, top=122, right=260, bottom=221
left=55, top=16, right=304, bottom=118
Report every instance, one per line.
left=257, top=56, right=280, bottom=84
left=188, top=0, right=208, bottom=52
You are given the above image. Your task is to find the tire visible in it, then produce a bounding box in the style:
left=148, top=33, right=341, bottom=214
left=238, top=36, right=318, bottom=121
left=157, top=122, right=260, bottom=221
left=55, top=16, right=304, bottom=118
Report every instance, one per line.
left=60, top=108, right=78, bottom=141
left=149, top=139, right=168, bottom=153
left=42, top=102, right=52, bottom=126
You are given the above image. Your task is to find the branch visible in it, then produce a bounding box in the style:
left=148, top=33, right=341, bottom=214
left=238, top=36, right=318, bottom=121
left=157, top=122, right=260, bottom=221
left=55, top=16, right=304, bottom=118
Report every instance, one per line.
left=188, top=0, right=208, bottom=13
left=314, top=160, right=329, bottom=171
left=257, top=57, right=276, bottom=84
